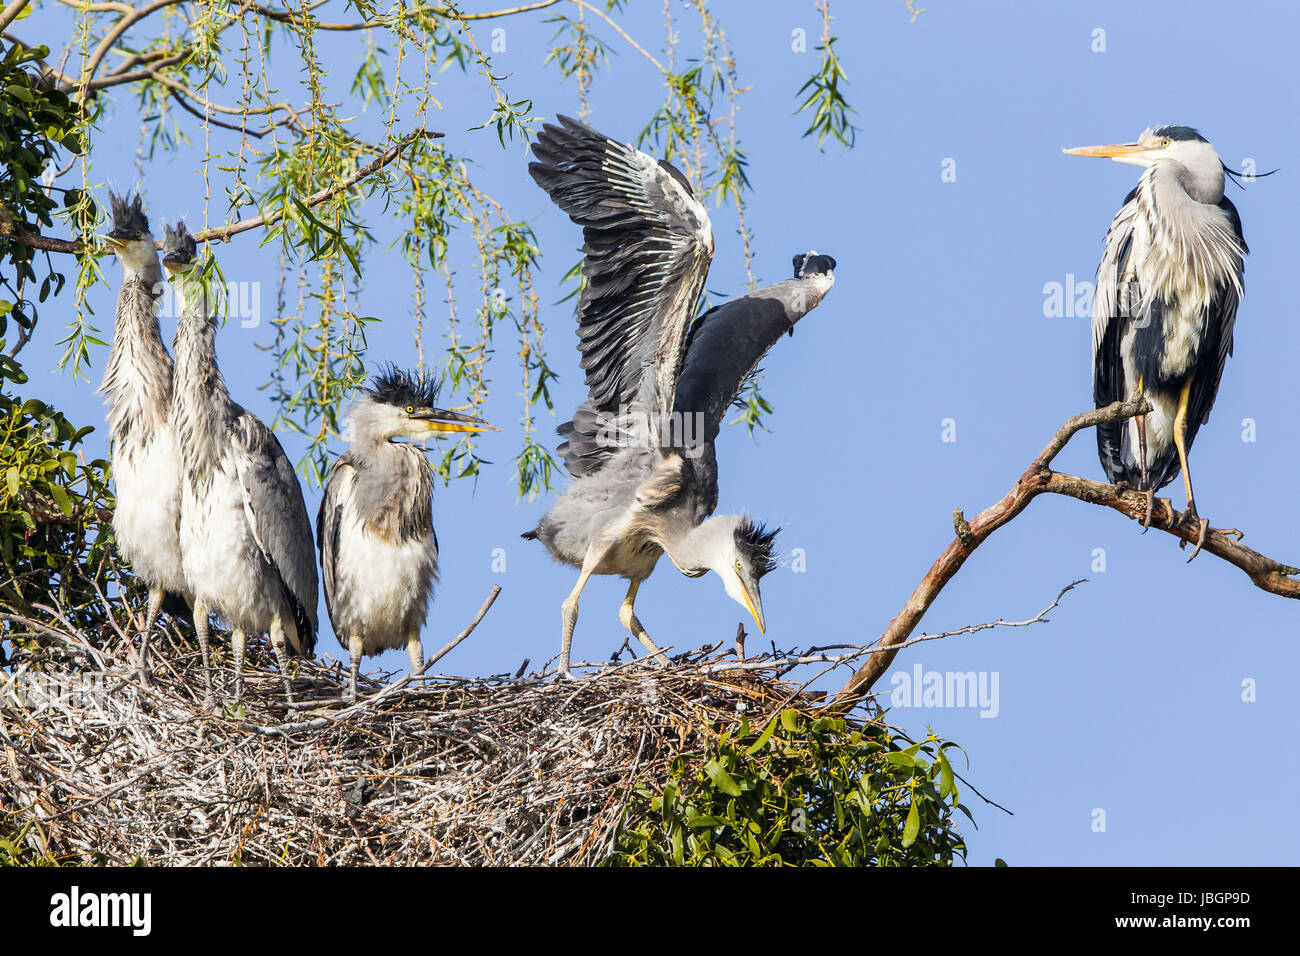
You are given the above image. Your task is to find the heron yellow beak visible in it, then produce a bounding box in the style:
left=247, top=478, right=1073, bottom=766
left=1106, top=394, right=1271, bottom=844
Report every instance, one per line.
left=413, top=408, right=493, bottom=435
left=741, top=584, right=766, bottom=635
left=1062, top=142, right=1155, bottom=159
left=103, top=236, right=126, bottom=250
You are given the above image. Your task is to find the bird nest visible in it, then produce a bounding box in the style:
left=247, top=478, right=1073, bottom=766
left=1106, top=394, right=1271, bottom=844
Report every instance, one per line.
left=0, top=618, right=844, bottom=866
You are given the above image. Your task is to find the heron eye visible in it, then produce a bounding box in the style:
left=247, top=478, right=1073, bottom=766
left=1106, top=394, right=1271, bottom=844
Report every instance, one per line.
left=406, top=405, right=415, bottom=414
left=735, top=559, right=743, bottom=571
left=1160, top=138, right=1171, bottom=148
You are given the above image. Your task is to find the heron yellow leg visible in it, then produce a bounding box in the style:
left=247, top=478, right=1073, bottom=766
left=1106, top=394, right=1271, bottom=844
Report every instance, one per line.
left=559, top=556, right=600, bottom=679
left=619, top=579, right=670, bottom=666
left=1174, top=377, right=1210, bottom=561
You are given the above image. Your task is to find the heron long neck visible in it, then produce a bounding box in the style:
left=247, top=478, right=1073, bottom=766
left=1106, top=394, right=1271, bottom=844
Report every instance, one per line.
left=1138, top=164, right=1244, bottom=306
left=660, top=514, right=733, bottom=577
left=101, top=255, right=172, bottom=447
left=171, top=275, right=233, bottom=483
left=348, top=434, right=436, bottom=546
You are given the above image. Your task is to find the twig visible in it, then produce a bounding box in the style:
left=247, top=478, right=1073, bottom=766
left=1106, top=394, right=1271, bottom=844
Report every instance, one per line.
left=0, top=130, right=443, bottom=254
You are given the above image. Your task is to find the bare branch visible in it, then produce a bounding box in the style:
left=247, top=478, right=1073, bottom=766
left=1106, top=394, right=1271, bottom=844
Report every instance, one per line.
left=832, top=399, right=1300, bottom=710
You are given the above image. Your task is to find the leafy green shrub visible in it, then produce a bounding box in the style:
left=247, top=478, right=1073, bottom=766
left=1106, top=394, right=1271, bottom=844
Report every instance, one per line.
left=607, top=708, right=969, bottom=866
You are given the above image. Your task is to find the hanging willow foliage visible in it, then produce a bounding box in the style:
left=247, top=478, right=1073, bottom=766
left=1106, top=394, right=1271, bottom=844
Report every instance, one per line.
left=0, top=0, right=909, bottom=497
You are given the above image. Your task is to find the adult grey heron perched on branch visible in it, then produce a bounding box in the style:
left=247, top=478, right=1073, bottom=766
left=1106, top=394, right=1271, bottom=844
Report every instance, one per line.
left=523, top=115, right=836, bottom=677
left=163, top=222, right=318, bottom=706
left=99, top=192, right=188, bottom=676
left=1066, top=125, right=1257, bottom=561
left=317, top=367, right=490, bottom=701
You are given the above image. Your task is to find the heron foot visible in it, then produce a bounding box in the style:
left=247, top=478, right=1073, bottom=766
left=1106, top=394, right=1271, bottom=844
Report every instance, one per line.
left=1139, top=487, right=1157, bottom=533
left=1177, top=505, right=1211, bottom=563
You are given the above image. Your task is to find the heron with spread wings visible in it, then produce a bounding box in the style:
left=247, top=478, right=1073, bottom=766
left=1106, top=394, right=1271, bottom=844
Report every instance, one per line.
left=523, top=116, right=836, bottom=676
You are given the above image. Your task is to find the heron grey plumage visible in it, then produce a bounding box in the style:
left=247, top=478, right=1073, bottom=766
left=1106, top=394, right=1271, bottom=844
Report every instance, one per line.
left=162, top=222, right=318, bottom=706
left=317, top=367, right=490, bottom=701
left=523, top=115, right=836, bottom=676
left=99, top=191, right=188, bottom=677
left=1066, top=125, right=1250, bottom=560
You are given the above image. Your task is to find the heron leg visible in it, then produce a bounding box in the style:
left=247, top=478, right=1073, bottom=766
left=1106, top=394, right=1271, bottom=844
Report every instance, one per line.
left=1173, top=378, right=1210, bottom=563
left=348, top=633, right=363, bottom=703
left=232, top=628, right=246, bottom=700
left=619, top=579, right=669, bottom=666
left=136, top=585, right=164, bottom=685
left=193, top=597, right=214, bottom=709
left=408, top=632, right=425, bottom=676
left=559, top=554, right=601, bottom=680
left=270, top=615, right=296, bottom=708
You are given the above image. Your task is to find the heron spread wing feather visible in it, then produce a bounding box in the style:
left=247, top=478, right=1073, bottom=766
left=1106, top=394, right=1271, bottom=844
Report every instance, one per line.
left=673, top=280, right=812, bottom=443
left=529, top=115, right=714, bottom=476
left=232, top=411, right=319, bottom=653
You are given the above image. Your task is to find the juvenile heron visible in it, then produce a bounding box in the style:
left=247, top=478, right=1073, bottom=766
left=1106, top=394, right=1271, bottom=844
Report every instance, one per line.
left=1066, top=126, right=1251, bottom=561
left=317, top=367, right=489, bottom=701
left=99, top=192, right=188, bottom=675
left=523, top=116, right=836, bottom=676
left=163, top=222, right=318, bottom=705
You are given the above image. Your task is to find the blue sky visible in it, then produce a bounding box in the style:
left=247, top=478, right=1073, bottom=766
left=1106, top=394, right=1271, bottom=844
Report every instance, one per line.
left=18, top=0, right=1300, bottom=865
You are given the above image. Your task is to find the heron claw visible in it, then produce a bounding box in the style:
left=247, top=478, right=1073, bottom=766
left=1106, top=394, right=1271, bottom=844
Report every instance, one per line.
left=1184, top=517, right=1210, bottom=563
left=1140, top=488, right=1156, bottom=532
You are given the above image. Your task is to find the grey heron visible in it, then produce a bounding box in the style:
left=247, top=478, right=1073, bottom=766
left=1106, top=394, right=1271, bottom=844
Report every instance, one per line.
left=317, top=366, right=490, bottom=701
left=523, top=115, right=836, bottom=676
left=99, top=191, right=188, bottom=676
left=1066, top=126, right=1252, bottom=561
left=162, top=222, right=318, bottom=706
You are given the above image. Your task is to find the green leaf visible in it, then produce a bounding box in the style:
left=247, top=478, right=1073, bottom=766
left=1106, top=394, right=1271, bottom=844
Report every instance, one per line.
left=744, top=714, right=779, bottom=755
left=48, top=483, right=72, bottom=515
left=703, top=759, right=742, bottom=798
left=937, top=747, right=955, bottom=799
left=902, top=801, right=920, bottom=848
left=883, top=751, right=916, bottom=770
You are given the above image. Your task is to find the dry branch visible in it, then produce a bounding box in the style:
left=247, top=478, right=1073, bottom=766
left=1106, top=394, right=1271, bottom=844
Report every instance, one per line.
left=832, top=399, right=1300, bottom=709
left=0, top=606, right=828, bottom=866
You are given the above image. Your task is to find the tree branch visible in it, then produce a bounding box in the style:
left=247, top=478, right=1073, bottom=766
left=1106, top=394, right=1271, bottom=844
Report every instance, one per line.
left=0, top=129, right=442, bottom=254
left=0, top=0, right=31, bottom=33
left=831, top=399, right=1300, bottom=710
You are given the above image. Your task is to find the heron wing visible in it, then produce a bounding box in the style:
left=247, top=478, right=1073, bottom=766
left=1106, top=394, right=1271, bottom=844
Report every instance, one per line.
left=316, top=452, right=356, bottom=635
left=1187, top=196, right=1246, bottom=430
left=530, top=115, right=714, bottom=476
left=1092, top=187, right=1140, bottom=482
left=672, top=277, right=828, bottom=444
left=232, top=410, right=319, bottom=653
